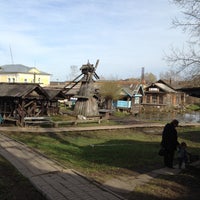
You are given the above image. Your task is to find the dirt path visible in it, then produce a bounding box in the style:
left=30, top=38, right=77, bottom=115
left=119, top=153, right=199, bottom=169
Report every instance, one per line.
left=0, top=121, right=199, bottom=133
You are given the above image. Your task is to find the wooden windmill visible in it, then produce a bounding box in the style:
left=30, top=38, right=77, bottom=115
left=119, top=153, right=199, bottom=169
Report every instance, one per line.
left=64, top=60, right=100, bottom=117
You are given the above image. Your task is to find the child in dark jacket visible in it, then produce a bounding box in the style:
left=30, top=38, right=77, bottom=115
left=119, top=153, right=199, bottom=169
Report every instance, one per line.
left=177, top=142, right=190, bottom=169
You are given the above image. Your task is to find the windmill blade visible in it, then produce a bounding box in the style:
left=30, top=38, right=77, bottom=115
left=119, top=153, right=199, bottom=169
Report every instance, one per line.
left=63, top=81, right=80, bottom=93
left=94, top=59, right=99, bottom=70
left=94, top=72, right=99, bottom=79
left=64, top=73, right=83, bottom=89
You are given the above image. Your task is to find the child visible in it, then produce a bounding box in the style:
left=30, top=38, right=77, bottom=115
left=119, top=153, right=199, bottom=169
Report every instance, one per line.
left=177, top=142, right=190, bottom=169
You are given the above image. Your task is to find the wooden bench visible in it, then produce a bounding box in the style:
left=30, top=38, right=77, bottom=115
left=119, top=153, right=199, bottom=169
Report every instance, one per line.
left=2, top=117, right=18, bottom=126
left=24, top=117, right=53, bottom=127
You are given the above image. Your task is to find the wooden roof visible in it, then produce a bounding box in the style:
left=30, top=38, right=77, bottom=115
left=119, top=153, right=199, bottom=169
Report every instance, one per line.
left=44, top=88, right=66, bottom=100
left=0, top=83, right=49, bottom=99
left=178, top=87, right=200, bottom=98
left=145, top=79, right=177, bottom=93
left=122, top=84, right=144, bottom=97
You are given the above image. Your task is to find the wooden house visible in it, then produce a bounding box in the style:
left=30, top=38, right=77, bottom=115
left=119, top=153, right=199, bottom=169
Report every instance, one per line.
left=142, top=80, right=185, bottom=111
left=115, top=84, right=144, bottom=114
left=0, top=83, right=57, bottom=126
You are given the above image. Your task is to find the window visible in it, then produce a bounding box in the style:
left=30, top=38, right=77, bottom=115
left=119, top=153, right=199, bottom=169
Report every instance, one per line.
left=159, top=96, right=163, bottom=104
left=152, top=95, right=157, bottom=104
left=134, top=97, right=140, bottom=104
left=24, top=79, right=27, bottom=83
left=12, top=78, right=15, bottom=82
left=146, top=95, right=150, bottom=103
left=8, top=78, right=11, bottom=82
left=149, top=88, right=159, bottom=92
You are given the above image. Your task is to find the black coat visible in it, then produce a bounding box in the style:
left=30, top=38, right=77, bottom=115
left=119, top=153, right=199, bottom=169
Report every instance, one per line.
left=161, top=123, right=179, bottom=151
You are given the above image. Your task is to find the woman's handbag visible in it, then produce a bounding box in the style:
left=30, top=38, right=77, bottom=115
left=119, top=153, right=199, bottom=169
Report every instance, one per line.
left=158, top=147, right=165, bottom=156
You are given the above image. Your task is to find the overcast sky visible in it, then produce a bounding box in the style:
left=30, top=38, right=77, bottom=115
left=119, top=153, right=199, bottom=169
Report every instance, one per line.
left=0, top=0, right=187, bottom=81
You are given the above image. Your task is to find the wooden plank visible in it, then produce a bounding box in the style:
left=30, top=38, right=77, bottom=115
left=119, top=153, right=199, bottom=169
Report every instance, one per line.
left=24, top=117, right=51, bottom=121
left=24, top=100, right=34, bottom=108
left=25, top=121, right=52, bottom=124
left=24, top=116, right=53, bottom=127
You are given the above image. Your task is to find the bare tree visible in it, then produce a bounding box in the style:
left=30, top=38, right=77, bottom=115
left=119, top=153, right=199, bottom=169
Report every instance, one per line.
left=68, top=65, right=79, bottom=81
left=144, top=72, right=157, bottom=84
left=161, top=68, right=183, bottom=78
left=166, top=0, right=200, bottom=85
left=160, top=69, right=184, bottom=87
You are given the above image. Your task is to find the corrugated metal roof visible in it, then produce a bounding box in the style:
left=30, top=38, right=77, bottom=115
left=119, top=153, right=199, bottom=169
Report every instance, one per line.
left=0, top=64, right=50, bottom=75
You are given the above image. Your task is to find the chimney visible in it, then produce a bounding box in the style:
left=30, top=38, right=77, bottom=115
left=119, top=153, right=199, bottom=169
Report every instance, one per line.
left=141, top=67, right=145, bottom=84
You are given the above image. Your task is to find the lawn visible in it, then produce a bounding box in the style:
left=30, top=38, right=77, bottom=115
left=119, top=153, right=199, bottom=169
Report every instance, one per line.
left=4, top=126, right=200, bottom=183
left=0, top=127, right=200, bottom=200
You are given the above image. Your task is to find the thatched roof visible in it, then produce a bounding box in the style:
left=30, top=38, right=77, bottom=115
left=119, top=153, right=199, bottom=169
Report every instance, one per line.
left=0, top=83, right=49, bottom=99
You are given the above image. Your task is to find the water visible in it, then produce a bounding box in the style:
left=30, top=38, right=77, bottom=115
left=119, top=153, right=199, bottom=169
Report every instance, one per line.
left=137, top=111, right=200, bottom=123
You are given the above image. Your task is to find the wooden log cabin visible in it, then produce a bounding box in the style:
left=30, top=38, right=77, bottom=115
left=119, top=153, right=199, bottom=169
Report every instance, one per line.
left=0, top=83, right=65, bottom=126
left=142, top=80, right=185, bottom=111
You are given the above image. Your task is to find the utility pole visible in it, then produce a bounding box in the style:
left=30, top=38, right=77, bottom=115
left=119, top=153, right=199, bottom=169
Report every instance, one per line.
left=9, top=45, right=14, bottom=64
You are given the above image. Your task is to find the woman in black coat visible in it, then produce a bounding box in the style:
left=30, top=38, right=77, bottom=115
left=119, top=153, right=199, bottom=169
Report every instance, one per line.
left=161, top=119, right=180, bottom=168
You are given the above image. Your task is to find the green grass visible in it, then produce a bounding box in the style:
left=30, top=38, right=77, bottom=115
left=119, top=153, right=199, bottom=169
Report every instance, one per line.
left=113, top=111, right=131, bottom=117
left=5, top=127, right=200, bottom=182
left=1, top=126, right=200, bottom=200
left=186, top=104, right=200, bottom=111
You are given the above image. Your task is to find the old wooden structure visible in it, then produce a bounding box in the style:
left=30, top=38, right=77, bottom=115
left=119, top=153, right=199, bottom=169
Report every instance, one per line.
left=0, top=83, right=65, bottom=126
left=44, top=87, right=66, bottom=115
left=178, top=87, right=200, bottom=98
left=64, top=60, right=100, bottom=117
left=117, top=84, right=144, bottom=114
left=142, top=80, right=185, bottom=111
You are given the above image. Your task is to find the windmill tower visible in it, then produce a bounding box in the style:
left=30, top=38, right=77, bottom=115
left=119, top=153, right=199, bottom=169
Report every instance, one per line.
left=64, top=60, right=100, bottom=117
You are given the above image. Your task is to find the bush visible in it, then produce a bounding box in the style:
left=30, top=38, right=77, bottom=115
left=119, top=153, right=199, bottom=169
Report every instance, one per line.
left=186, top=104, right=200, bottom=111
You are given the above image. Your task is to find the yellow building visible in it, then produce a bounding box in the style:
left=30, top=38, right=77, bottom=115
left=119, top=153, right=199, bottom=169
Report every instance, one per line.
left=0, top=64, right=51, bottom=86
